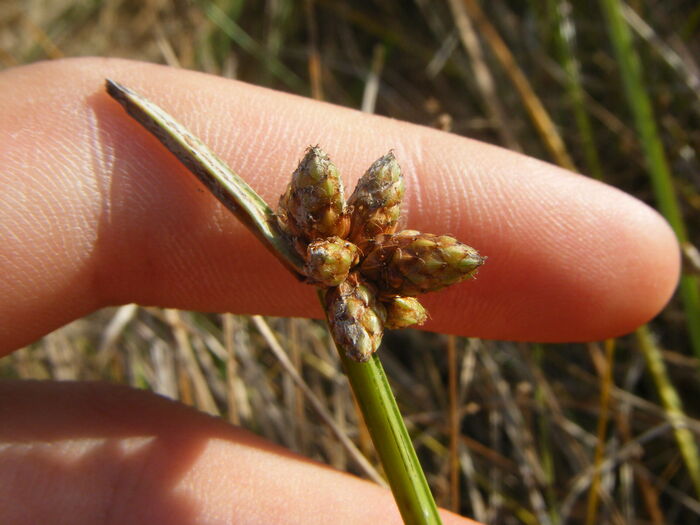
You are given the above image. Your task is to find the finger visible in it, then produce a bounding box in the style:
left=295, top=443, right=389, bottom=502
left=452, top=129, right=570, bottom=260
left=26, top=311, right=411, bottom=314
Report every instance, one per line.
left=0, top=58, right=679, bottom=353
left=0, top=380, right=474, bottom=525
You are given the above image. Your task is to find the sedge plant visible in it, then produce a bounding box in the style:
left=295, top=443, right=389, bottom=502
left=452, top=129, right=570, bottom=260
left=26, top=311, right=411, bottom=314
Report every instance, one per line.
left=106, top=79, right=484, bottom=524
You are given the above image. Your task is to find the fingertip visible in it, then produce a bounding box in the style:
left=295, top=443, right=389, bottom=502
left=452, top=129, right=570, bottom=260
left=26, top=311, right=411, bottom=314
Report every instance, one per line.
left=577, top=197, right=680, bottom=339
left=413, top=154, right=680, bottom=341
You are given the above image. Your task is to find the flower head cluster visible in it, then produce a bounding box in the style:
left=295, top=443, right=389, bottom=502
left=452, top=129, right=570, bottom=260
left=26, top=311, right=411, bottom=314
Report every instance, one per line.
left=277, top=146, right=484, bottom=362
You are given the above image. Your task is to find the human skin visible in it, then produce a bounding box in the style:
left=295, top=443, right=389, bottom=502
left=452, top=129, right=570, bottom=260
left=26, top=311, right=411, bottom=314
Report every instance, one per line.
left=0, top=58, right=680, bottom=524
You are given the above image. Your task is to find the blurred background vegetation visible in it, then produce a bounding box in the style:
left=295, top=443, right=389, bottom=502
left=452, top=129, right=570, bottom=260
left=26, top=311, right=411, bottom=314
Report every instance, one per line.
left=1, top=1, right=699, bottom=523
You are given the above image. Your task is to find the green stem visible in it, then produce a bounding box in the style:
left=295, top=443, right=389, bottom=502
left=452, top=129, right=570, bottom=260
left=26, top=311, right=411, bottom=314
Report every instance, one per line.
left=599, top=0, right=700, bottom=359
left=320, top=292, right=442, bottom=525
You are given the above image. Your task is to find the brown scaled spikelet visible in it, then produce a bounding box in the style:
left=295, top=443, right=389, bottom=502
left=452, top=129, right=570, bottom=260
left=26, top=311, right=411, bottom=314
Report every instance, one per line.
left=305, top=236, right=359, bottom=287
left=360, top=230, right=484, bottom=297
left=383, top=296, right=428, bottom=330
left=347, top=151, right=404, bottom=248
left=278, top=146, right=350, bottom=252
left=274, top=148, right=484, bottom=362
left=324, top=274, right=387, bottom=362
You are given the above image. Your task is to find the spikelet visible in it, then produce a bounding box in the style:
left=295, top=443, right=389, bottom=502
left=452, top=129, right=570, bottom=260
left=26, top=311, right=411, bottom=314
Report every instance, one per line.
left=347, top=151, right=404, bottom=247
left=275, top=148, right=484, bottom=362
left=305, top=236, right=359, bottom=287
left=383, top=296, right=428, bottom=330
left=324, top=275, right=387, bottom=362
left=360, top=230, right=484, bottom=297
left=278, top=146, right=350, bottom=252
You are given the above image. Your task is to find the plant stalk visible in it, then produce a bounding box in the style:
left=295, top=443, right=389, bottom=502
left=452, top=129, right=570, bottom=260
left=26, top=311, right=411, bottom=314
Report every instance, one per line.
left=107, top=80, right=443, bottom=524
left=636, top=326, right=700, bottom=499
left=318, top=290, right=443, bottom=525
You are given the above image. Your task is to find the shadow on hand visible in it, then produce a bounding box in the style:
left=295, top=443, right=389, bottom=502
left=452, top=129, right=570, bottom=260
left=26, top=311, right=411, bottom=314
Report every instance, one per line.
left=0, top=380, right=303, bottom=525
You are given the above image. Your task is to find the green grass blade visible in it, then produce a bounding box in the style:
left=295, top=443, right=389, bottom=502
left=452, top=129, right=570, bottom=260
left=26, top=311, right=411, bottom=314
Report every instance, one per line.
left=203, top=1, right=305, bottom=92
left=532, top=344, right=560, bottom=525
left=636, top=326, right=700, bottom=499
left=105, top=79, right=306, bottom=279
left=599, top=0, right=700, bottom=358
left=548, top=0, right=604, bottom=181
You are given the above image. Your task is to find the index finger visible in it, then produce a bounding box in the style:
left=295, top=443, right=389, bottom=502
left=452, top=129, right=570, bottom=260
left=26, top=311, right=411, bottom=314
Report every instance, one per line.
left=0, top=57, right=679, bottom=353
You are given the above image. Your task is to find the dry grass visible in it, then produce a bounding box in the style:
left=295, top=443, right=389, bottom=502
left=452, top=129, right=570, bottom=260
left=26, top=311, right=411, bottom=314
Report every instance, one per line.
left=2, top=1, right=700, bottom=523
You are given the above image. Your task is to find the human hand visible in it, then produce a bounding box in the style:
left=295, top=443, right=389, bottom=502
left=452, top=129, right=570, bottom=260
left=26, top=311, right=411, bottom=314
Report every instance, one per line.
left=0, top=58, right=679, bottom=524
